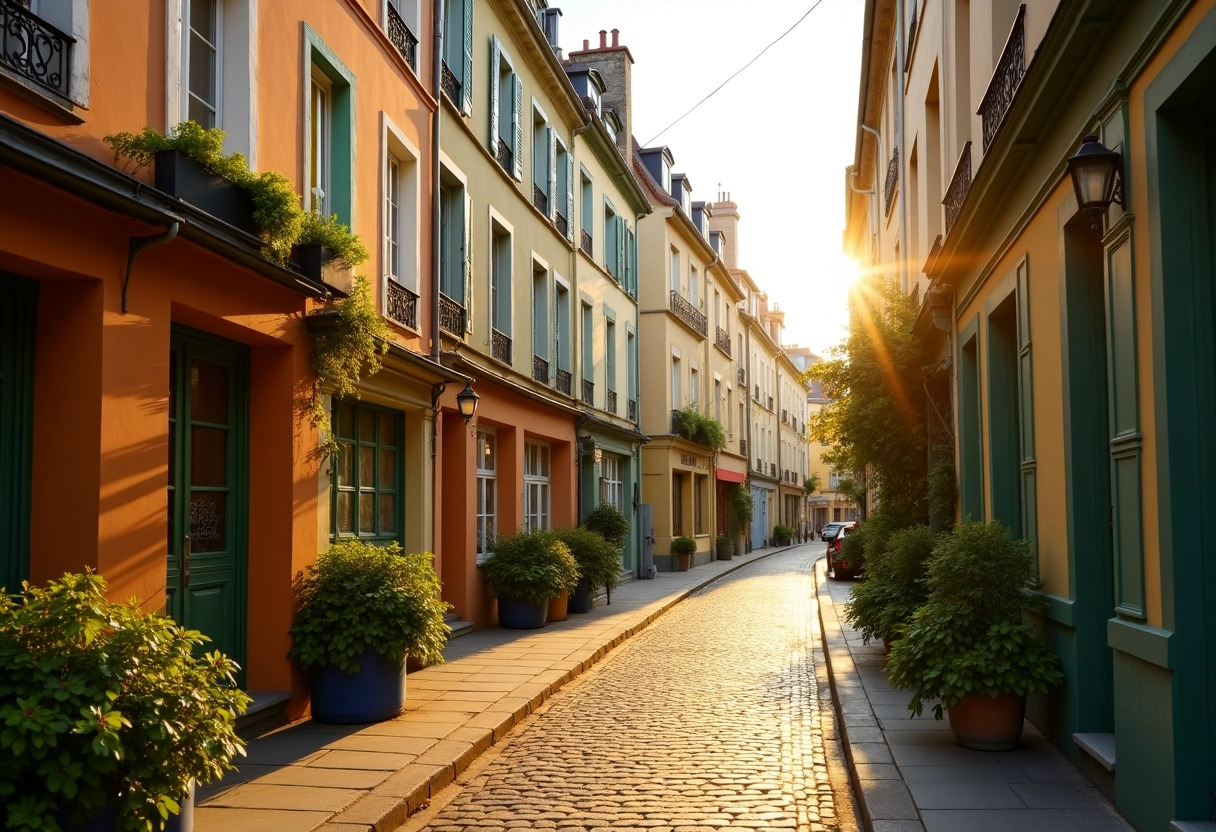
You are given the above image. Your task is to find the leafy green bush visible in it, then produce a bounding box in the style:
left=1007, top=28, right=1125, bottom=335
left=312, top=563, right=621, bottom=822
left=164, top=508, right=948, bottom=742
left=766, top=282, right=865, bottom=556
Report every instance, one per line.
left=0, top=572, right=249, bottom=831
left=885, top=521, right=1063, bottom=718
left=844, top=525, right=937, bottom=644
left=772, top=524, right=796, bottom=541
left=715, top=535, right=733, bottom=548
left=838, top=528, right=866, bottom=572
left=484, top=529, right=579, bottom=604
left=670, top=536, right=697, bottom=556
left=289, top=541, right=449, bottom=675
left=733, top=488, right=754, bottom=527
left=583, top=502, right=630, bottom=550
left=676, top=405, right=727, bottom=451
left=928, top=446, right=957, bottom=532
left=553, top=526, right=621, bottom=592
left=297, top=210, right=370, bottom=268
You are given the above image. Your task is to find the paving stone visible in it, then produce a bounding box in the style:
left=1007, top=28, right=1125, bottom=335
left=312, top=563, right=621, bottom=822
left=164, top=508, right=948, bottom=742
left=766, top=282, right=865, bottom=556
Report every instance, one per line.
left=202, top=782, right=365, bottom=812
left=194, top=807, right=332, bottom=831
left=1009, top=781, right=1112, bottom=809
left=919, top=808, right=1088, bottom=832
left=908, top=782, right=1024, bottom=810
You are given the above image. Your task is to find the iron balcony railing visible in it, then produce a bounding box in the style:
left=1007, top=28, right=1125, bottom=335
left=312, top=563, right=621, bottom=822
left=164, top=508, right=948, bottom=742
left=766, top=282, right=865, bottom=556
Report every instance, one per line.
left=668, top=290, right=708, bottom=337
left=715, top=326, right=731, bottom=356
left=386, top=3, right=418, bottom=70
left=924, top=234, right=943, bottom=275
left=491, top=328, right=511, bottom=364
left=606, top=389, right=617, bottom=414
left=0, top=0, right=73, bottom=97
left=944, top=141, right=972, bottom=236
left=555, top=211, right=568, bottom=238
left=556, top=368, right=572, bottom=395
left=671, top=409, right=683, bottom=434
left=628, top=398, right=637, bottom=421
left=979, top=5, right=1026, bottom=153
left=532, top=183, right=548, bottom=215
left=440, top=61, right=461, bottom=103
left=580, top=229, right=593, bottom=257
left=884, top=145, right=900, bottom=216
left=438, top=293, right=464, bottom=335
left=581, top=378, right=594, bottom=406
left=495, top=140, right=513, bottom=173
left=384, top=279, right=418, bottom=330
left=532, top=354, right=549, bottom=384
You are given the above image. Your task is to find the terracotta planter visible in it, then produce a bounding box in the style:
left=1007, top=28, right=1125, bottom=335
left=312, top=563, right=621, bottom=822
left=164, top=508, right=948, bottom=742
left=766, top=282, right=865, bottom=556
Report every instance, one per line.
left=547, top=590, right=569, bottom=622
left=676, top=552, right=691, bottom=571
left=946, top=691, right=1027, bottom=751
left=716, top=542, right=735, bottom=560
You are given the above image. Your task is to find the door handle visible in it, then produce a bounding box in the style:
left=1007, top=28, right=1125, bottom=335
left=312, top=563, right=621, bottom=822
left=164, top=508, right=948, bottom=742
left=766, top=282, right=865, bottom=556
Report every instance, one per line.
left=182, top=535, right=191, bottom=589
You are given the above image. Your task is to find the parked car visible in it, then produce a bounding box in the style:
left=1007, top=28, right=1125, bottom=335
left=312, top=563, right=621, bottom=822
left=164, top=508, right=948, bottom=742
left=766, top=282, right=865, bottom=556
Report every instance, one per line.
left=827, top=525, right=863, bottom=580
left=821, top=521, right=856, bottom=546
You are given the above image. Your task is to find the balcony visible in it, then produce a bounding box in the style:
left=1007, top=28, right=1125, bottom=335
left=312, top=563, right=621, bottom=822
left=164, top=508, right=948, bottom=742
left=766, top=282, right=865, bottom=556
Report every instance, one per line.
left=555, top=211, right=568, bottom=238
left=533, top=184, right=548, bottom=215
left=556, top=368, right=572, bottom=395
left=0, top=0, right=74, bottom=98
left=737, top=366, right=745, bottom=384
left=668, top=290, right=708, bottom=338
left=495, top=139, right=513, bottom=174
left=532, top=354, right=549, bottom=384
left=924, top=234, right=943, bottom=275
left=628, top=398, right=637, bottom=421
left=384, top=279, right=418, bottom=330
left=386, top=4, right=418, bottom=70
left=439, top=293, right=464, bottom=335
left=491, top=328, right=511, bottom=364
left=440, top=61, right=461, bottom=103
left=979, top=5, right=1026, bottom=153
left=944, top=142, right=973, bottom=236
left=580, top=229, right=593, bottom=257
left=606, top=389, right=617, bottom=414
left=715, top=326, right=731, bottom=356
left=883, top=145, right=900, bottom=217
left=581, top=378, right=594, bottom=406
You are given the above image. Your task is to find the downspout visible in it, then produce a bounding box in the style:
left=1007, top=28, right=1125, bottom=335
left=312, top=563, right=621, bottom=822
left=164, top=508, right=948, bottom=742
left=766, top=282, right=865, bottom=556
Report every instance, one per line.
left=122, top=222, right=180, bottom=314
left=743, top=319, right=753, bottom=552
left=894, top=0, right=909, bottom=295
left=859, top=125, right=882, bottom=271
left=431, top=0, right=444, bottom=362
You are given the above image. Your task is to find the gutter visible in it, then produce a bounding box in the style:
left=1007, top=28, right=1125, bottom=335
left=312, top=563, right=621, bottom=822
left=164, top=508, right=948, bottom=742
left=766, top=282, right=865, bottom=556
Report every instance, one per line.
left=431, top=0, right=444, bottom=361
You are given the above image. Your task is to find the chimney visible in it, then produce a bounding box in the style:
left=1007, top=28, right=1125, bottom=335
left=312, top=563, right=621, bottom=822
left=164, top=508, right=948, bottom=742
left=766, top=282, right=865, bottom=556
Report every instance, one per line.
left=583, top=39, right=589, bottom=50
left=567, top=31, right=635, bottom=159
left=612, top=28, right=619, bottom=47
left=599, top=29, right=607, bottom=48
left=709, top=195, right=742, bottom=270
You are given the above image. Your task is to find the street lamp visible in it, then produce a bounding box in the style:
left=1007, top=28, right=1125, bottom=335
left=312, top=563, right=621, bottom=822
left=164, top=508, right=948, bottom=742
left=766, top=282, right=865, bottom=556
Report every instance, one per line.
left=455, top=382, right=479, bottom=424
left=1067, top=134, right=1124, bottom=229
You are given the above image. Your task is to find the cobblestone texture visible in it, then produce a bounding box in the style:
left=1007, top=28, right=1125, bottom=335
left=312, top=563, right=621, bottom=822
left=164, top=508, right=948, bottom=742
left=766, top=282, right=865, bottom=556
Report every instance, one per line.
left=414, top=549, right=851, bottom=832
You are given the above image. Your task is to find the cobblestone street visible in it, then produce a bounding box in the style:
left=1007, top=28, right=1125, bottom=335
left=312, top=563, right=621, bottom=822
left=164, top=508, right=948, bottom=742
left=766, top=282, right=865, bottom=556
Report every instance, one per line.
left=403, top=546, right=859, bottom=832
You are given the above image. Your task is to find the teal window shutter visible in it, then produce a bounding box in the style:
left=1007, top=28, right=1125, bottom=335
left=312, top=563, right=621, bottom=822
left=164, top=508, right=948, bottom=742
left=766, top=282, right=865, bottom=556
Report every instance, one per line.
left=461, top=0, right=473, bottom=114
left=512, top=75, right=524, bottom=180
left=488, top=36, right=500, bottom=156
left=547, top=130, right=557, bottom=218
left=463, top=193, right=472, bottom=332
left=565, top=155, right=574, bottom=241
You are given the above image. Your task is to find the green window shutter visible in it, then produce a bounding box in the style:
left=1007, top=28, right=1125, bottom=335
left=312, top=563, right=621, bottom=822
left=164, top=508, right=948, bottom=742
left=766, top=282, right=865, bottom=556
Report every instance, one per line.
left=461, top=0, right=473, bottom=114
left=547, top=130, right=557, bottom=218
left=617, top=216, right=625, bottom=283
left=512, top=75, right=524, bottom=181
left=488, top=36, right=500, bottom=156
left=565, top=155, right=574, bottom=241
left=464, top=193, right=473, bottom=332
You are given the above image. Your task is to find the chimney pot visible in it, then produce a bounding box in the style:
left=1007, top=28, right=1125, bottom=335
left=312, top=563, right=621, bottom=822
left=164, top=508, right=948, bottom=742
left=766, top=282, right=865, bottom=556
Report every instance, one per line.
left=611, top=28, right=619, bottom=47
left=599, top=29, right=607, bottom=48
left=583, top=38, right=589, bottom=50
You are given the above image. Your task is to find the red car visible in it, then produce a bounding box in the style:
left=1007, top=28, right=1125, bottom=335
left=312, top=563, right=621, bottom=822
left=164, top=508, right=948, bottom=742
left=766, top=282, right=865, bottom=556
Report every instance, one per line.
left=827, top=523, right=861, bottom=580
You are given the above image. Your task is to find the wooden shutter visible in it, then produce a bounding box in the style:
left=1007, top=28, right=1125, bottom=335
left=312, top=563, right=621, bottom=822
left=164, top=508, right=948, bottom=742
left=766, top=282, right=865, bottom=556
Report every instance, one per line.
left=565, top=155, right=574, bottom=241
left=463, top=192, right=473, bottom=333
left=512, top=75, right=524, bottom=181
left=461, top=0, right=473, bottom=114
left=547, top=130, right=557, bottom=219
left=488, top=37, right=500, bottom=157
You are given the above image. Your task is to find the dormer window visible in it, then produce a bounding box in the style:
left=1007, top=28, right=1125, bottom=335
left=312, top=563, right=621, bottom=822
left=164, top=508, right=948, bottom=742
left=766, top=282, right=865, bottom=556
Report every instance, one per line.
left=603, top=109, right=621, bottom=147
left=638, top=146, right=673, bottom=193
left=565, top=65, right=604, bottom=116
left=710, top=230, right=724, bottom=254
left=671, top=173, right=692, bottom=213
left=691, top=201, right=712, bottom=236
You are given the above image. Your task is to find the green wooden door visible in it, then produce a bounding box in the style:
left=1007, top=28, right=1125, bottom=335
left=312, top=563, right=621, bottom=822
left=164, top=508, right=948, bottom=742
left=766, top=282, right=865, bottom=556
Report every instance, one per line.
left=167, top=328, right=247, bottom=679
left=0, top=274, right=36, bottom=592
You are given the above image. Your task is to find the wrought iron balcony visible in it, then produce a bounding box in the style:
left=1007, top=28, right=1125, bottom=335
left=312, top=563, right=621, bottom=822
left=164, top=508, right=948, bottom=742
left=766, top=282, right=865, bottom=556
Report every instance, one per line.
left=715, top=326, right=731, bottom=356
left=737, top=366, right=745, bottom=384
left=606, top=389, right=617, bottom=414
left=581, top=378, right=594, bottom=406
left=533, top=184, right=548, bottom=215
left=671, top=409, right=683, bottom=435
left=0, top=0, right=73, bottom=97
left=386, top=3, right=418, bottom=70
left=979, top=5, right=1026, bottom=153
left=532, top=354, right=549, bottom=384
left=440, top=61, right=461, bottom=103
left=385, top=278, right=418, bottom=330
left=944, top=141, right=972, bottom=236
left=580, top=229, right=593, bottom=257
left=491, top=328, right=511, bottom=364
left=555, top=211, right=568, bottom=238
left=628, top=398, right=637, bottom=421
left=924, top=234, right=943, bottom=274
left=556, top=368, right=572, bottom=395
left=668, top=290, right=708, bottom=337
left=439, top=293, right=464, bottom=335
left=884, top=144, right=899, bottom=216
left=495, top=140, right=513, bottom=174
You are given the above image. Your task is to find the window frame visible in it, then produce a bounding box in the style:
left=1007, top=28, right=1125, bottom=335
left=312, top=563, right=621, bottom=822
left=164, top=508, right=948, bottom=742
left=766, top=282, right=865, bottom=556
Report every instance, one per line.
left=523, top=440, right=552, bottom=531
left=489, top=36, right=523, bottom=180
left=476, top=427, right=497, bottom=563
left=600, top=455, right=623, bottom=512
left=184, top=0, right=221, bottom=128
left=331, top=400, right=403, bottom=544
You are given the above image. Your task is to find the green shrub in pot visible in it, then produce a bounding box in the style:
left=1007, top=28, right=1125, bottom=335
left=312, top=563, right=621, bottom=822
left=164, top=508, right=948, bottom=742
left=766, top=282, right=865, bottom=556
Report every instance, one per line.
left=483, top=529, right=579, bottom=605
left=844, top=525, right=938, bottom=645
left=583, top=502, right=630, bottom=551
left=553, top=526, right=621, bottom=594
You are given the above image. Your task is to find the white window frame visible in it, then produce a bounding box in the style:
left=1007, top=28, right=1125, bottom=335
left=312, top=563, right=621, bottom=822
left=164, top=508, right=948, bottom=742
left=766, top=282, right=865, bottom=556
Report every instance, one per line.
left=524, top=440, right=552, bottom=531
left=182, top=0, right=221, bottom=128
left=309, top=69, right=332, bottom=215
left=689, top=264, right=699, bottom=309
left=669, top=247, right=680, bottom=293
left=600, top=455, right=623, bottom=511
left=476, top=429, right=498, bottom=563
left=382, top=114, right=421, bottom=295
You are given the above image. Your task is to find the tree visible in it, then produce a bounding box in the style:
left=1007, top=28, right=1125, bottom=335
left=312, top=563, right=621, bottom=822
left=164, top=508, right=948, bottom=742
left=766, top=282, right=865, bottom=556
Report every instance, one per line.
left=805, top=277, right=932, bottom=525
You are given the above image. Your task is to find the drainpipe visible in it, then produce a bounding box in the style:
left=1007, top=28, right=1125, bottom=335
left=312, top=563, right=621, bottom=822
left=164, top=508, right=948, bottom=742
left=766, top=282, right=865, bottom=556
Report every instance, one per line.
left=122, top=222, right=180, bottom=314
left=859, top=125, right=883, bottom=271
left=431, top=0, right=444, bottom=362
left=894, top=0, right=909, bottom=295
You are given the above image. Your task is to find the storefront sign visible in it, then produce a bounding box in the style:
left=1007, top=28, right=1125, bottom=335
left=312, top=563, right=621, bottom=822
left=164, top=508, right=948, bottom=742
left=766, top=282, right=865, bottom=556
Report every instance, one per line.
left=679, top=453, right=705, bottom=469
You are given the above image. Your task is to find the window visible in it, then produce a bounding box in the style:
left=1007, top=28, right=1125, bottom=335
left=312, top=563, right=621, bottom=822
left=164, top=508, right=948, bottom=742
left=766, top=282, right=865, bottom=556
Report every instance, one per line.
left=830, top=471, right=841, bottom=490
left=580, top=171, right=594, bottom=251
left=627, top=330, right=636, bottom=415
left=532, top=106, right=552, bottom=215
left=489, top=37, right=522, bottom=180
left=605, top=318, right=616, bottom=411
left=385, top=0, right=421, bottom=71
left=532, top=263, right=549, bottom=378
left=524, top=441, right=551, bottom=531
left=714, top=379, right=721, bottom=421
left=385, top=155, right=401, bottom=280
left=490, top=219, right=512, bottom=352
left=581, top=302, right=594, bottom=382
left=476, top=429, right=497, bottom=562
left=671, top=355, right=681, bottom=410
left=438, top=170, right=468, bottom=325
left=600, top=456, right=623, bottom=511
left=185, top=0, right=220, bottom=127
left=332, top=401, right=402, bottom=543
left=441, top=0, right=472, bottom=113
left=624, top=226, right=636, bottom=296
left=694, top=475, right=706, bottom=535
left=555, top=281, right=571, bottom=388
left=689, top=264, right=699, bottom=309
left=669, top=247, right=680, bottom=293
left=304, top=33, right=355, bottom=222
left=604, top=200, right=619, bottom=278
left=690, top=367, right=700, bottom=408
left=309, top=71, right=331, bottom=215
left=556, top=140, right=572, bottom=239
left=382, top=118, right=420, bottom=297
left=672, top=475, right=684, bottom=536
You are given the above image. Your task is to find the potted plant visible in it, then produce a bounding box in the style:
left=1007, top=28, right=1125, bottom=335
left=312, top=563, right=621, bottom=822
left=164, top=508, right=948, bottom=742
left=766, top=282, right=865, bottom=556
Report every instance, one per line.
left=715, top=535, right=735, bottom=560
left=844, top=525, right=937, bottom=648
left=670, top=536, right=697, bottom=571
left=733, top=488, right=754, bottom=552
left=288, top=541, right=449, bottom=724
left=483, top=529, right=578, bottom=629
left=291, top=210, right=370, bottom=290
left=553, top=525, right=620, bottom=614
left=0, top=571, right=249, bottom=831
left=885, top=521, right=1064, bottom=750
left=772, top=524, right=795, bottom=546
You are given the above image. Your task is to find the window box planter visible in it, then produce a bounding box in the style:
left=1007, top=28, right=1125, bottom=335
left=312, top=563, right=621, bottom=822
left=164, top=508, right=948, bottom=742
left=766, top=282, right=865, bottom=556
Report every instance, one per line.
left=292, top=244, right=356, bottom=294
left=154, top=149, right=257, bottom=236
left=304, top=309, right=342, bottom=334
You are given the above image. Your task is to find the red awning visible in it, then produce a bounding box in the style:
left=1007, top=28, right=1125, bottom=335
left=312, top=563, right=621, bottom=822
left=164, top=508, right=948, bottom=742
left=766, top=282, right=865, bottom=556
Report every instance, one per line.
left=715, top=468, right=746, bottom=483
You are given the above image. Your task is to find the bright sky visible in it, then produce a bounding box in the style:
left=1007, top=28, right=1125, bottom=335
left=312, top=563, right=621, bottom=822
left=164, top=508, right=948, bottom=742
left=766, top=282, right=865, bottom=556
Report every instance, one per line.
left=557, top=0, right=864, bottom=356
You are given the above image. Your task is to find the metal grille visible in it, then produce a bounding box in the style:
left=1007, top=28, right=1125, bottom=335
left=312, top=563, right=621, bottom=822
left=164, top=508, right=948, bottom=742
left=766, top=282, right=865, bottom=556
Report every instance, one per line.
left=0, top=0, right=73, bottom=97
left=495, top=140, right=513, bottom=173
left=924, top=234, right=943, bottom=274
left=491, top=328, right=511, bottom=364
left=385, top=279, right=418, bottom=330
left=715, top=326, right=732, bottom=356
left=944, top=142, right=972, bottom=236
left=439, top=293, right=464, bottom=335
left=555, top=212, right=568, bottom=238
left=883, top=145, right=900, bottom=216
left=668, top=290, right=708, bottom=337
left=580, top=229, right=593, bottom=257
left=440, top=61, right=461, bottom=103
left=980, top=5, right=1026, bottom=153
left=628, top=398, right=637, bottom=420
left=606, top=389, right=617, bottom=414
left=556, top=368, right=572, bottom=395
left=532, top=354, right=549, bottom=384
left=533, top=184, right=548, bottom=215
left=386, top=4, right=417, bottom=70
left=581, top=378, right=594, bottom=406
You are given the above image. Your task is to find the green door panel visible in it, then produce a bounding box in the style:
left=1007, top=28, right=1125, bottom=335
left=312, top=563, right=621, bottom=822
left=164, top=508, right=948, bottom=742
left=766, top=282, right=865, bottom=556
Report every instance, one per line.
left=0, top=273, right=36, bottom=592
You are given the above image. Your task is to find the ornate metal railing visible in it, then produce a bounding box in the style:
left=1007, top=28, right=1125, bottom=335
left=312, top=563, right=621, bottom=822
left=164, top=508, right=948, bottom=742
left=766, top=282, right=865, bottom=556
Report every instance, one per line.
left=944, top=141, right=972, bottom=236
left=671, top=409, right=683, bottom=435
left=440, top=61, right=461, bottom=103
left=924, top=234, right=943, bottom=274
left=580, top=228, right=593, bottom=256
left=581, top=378, right=594, bottom=406
left=628, top=398, right=637, bottom=421
left=555, top=211, right=568, bottom=238
left=556, top=368, right=572, bottom=395
left=668, top=289, right=707, bottom=337
left=606, top=389, right=617, bottom=414
left=495, top=140, right=513, bottom=173
left=0, top=0, right=73, bottom=97
left=386, top=4, right=418, bottom=70
left=532, top=354, right=549, bottom=384
left=532, top=184, right=547, bottom=215
left=903, top=2, right=918, bottom=72
left=715, top=326, right=731, bottom=356
left=439, top=293, right=464, bottom=335
left=385, top=279, right=418, bottom=330
left=491, top=328, right=511, bottom=364
left=883, top=145, right=900, bottom=216
left=979, top=5, right=1026, bottom=153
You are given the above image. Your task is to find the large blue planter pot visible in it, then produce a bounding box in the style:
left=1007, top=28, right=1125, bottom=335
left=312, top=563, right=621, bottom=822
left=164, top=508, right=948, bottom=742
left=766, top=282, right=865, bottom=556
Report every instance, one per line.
left=61, top=781, right=194, bottom=831
left=567, top=581, right=593, bottom=614
left=310, top=648, right=407, bottom=724
left=497, top=596, right=548, bottom=629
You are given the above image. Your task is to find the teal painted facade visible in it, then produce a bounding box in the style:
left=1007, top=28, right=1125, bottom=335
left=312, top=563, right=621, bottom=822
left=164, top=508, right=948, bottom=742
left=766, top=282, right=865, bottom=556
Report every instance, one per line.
left=577, top=431, right=641, bottom=578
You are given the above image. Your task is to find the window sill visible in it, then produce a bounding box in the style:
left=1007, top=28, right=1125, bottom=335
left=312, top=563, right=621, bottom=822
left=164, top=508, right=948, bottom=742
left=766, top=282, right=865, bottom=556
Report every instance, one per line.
left=0, top=70, right=83, bottom=124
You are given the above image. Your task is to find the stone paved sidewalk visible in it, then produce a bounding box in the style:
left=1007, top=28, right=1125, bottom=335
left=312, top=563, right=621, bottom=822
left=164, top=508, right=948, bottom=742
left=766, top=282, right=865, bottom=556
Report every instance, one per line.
left=196, top=546, right=794, bottom=832
left=815, top=557, right=1135, bottom=832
